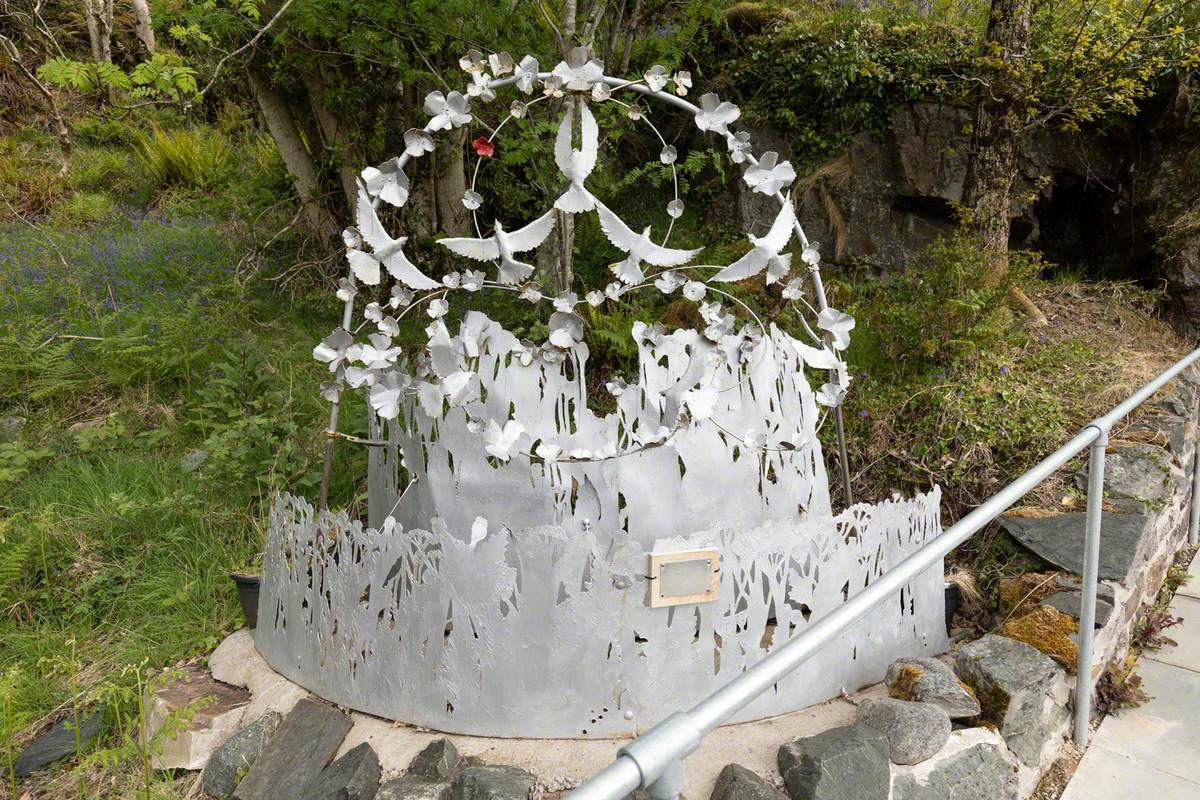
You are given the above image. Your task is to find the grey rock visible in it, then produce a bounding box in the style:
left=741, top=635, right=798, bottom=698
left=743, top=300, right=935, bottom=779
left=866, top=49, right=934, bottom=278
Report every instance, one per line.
left=856, top=698, right=951, bottom=765
left=201, top=711, right=281, bottom=798
left=0, top=415, right=24, bottom=443
left=447, top=765, right=536, bottom=800
left=1039, top=591, right=1113, bottom=628
left=777, top=725, right=889, bottom=800
left=408, top=738, right=461, bottom=781
left=1054, top=574, right=1115, bottom=605
left=954, top=635, right=1063, bottom=766
left=1074, top=444, right=1175, bottom=507
left=709, top=764, right=788, bottom=800
left=301, top=742, right=380, bottom=800
left=378, top=776, right=450, bottom=800
left=885, top=657, right=980, bottom=719
left=999, top=513, right=1148, bottom=583
left=233, top=699, right=352, bottom=800
left=891, top=731, right=1018, bottom=800
left=14, top=711, right=103, bottom=777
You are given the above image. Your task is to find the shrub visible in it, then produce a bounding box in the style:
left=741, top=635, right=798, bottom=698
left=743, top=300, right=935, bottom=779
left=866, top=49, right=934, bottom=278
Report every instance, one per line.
left=134, top=126, right=230, bottom=191
left=48, top=192, right=116, bottom=227
left=73, top=116, right=135, bottom=147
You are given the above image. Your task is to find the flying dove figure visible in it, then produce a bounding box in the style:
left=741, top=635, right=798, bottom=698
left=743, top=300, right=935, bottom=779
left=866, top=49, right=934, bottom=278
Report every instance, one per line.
left=438, top=210, right=558, bottom=284
left=353, top=181, right=440, bottom=289
left=554, top=103, right=599, bottom=213
left=595, top=201, right=702, bottom=284
left=712, top=198, right=797, bottom=285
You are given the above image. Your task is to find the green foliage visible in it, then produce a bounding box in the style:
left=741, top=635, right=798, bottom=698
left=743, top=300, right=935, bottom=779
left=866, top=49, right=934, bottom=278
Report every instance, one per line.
left=37, top=54, right=199, bottom=103
left=48, top=192, right=117, bottom=228
left=134, top=126, right=230, bottom=190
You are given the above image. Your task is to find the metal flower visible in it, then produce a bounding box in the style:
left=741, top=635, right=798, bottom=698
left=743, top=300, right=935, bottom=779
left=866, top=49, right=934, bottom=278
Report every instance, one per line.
left=351, top=333, right=402, bottom=369
left=548, top=311, right=585, bottom=348
left=694, top=93, right=740, bottom=134
left=660, top=145, right=677, bottom=165
left=462, top=189, right=483, bottom=210
left=673, top=70, right=692, bottom=95
left=488, top=51, right=514, bottom=76
left=603, top=282, right=624, bottom=301
left=542, top=75, right=565, bottom=98
left=344, top=365, right=379, bottom=388
left=626, top=103, right=643, bottom=121
left=468, top=72, right=496, bottom=102
left=817, top=307, right=855, bottom=351
left=801, top=243, right=821, bottom=267
left=585, top=290, right=605, bottom=307
left=390, top=285, right=414, bottom=308
left=378, top=316, right=400, bottom=337
left=781, top=276, right=804, bottom=300
left=461, top=269, right=485, bottom=292
left=510, top=100, right=527, bottom=118
left=364, top=302, right=384, bottom=323
left=654, top=271, right=682, bottom=294
left=743, top=151, right=796, bottom=195
left=511, top=340, right=536, bottom=366
left=514, top=55, right=540, bottom=94
left=424, top=91, right=472, bottom=131
left=726, top=130, right=752, bottom=164
left=336, top=276, right=357, bottom=303
left=535, top=441, right=563, bottom=463
left=369, top=372, right=411, bottom=419
left=553, top=47, right=605, bottom=91
left=427, top=298, right=449, bottom=318
left=404, top=129, right=435, bottom=158
left=644, top=65, right=669, bottom=92
left=459, top=49, right=486, bottom=74
left=591, top=82, right=612, bottom=102
left=361, top=158, right=409, bottom=207
left=683, top=280, right=707, bottom=301
left=667, top=199, right=685, bottom=219
left=484, top=419, right=526, bottom=461
left=442, top=271, right=462, bottom=289
left=519, top=285, right=543, bottom=303
left=552, top=292, right=578, bottom=312
left=632, top=321, right=667, bottom=346
left=605, top=376, right=628, bottom=396
left=319, top=380, right=341, bottom=403
left=313, top=328, right=353, bottom=371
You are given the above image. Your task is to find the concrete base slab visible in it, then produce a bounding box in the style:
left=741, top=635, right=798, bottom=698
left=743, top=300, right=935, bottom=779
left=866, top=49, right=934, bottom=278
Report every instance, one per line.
left=1061, top=744, right=1200, bottom=800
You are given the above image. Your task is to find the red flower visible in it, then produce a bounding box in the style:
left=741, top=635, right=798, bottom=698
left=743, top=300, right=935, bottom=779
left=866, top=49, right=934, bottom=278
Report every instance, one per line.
left=472, top=137, right=495, bottom=157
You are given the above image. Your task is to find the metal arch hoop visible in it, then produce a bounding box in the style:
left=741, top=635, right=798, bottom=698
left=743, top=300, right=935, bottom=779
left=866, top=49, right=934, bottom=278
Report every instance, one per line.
left=318, top=69, right=855, bottom=509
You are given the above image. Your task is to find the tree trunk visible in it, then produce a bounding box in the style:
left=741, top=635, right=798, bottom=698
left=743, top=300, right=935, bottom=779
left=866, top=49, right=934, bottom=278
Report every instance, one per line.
left=432, top=125, right=469, bottom=235
left=301, top=68, right=359, bottom=214
left=247, top=67, right=339, bottom=242
left=131, top=0, right=155, bottom=56
left=961, top=0, right=1033, bottom=287
left=83, top=0, right=115, bottom=101
left=961, top=0, right=1047, bottom=324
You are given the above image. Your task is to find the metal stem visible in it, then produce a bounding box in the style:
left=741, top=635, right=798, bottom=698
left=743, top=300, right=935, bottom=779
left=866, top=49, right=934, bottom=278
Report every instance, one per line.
left=1074, top=425, right=1108, bottom=746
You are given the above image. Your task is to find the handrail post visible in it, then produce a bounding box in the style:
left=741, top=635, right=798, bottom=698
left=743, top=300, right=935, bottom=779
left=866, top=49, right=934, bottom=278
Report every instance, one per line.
left=646, top=760, right=684, bottom=800
left=1189, top=417, right=1200, bottom=546
left=1074, top=423, right=1109, bottom=746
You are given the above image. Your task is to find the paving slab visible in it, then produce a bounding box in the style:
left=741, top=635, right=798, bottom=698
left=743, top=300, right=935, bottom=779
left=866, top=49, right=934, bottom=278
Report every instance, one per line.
left=1143, top=594, right=1200, bottom=671
left=1178, top=555, right=1200, bottom=601
left=1061, top=743, right=1200, bottom=800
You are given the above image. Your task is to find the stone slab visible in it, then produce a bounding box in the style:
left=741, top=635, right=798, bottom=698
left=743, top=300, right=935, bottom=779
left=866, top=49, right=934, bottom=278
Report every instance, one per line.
left=1143, top=594, right=1200, bottom=671
left=234, top=698, right=353, bottom=800
left=202, top=711, right=281, bottom=799
left=1087, top=658, right=1200, bottom=784
left=999, top=513, right=1149, bottom=583
left=890, top=728, right=1018, bottom=800
left=13, top=712, right=103, bottom=777
left=1074, top=444, right=1176, bottom=507
left=146, top=666, right=250, bottom=770
left=300, top=741, right=381, bottom=800
left=1062, top=743, right=1200, bottom=800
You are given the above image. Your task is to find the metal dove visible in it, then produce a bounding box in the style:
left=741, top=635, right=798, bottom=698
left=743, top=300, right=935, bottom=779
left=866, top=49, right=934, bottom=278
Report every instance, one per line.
left=594, top=201, right=701, bottom=284
left=712, top=199, right=796, bottom=284
left=554, top=103, right=599, bottom=213
left=352, top=182, right=440, bottom=289
left=438, top=210, right=558, bottom=284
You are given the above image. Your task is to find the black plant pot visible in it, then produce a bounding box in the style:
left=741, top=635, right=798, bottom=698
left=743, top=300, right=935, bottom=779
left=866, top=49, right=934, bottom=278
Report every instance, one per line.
left=230, top=573, right=261, bottom=629
left=944, top=581, right=962, bottom=633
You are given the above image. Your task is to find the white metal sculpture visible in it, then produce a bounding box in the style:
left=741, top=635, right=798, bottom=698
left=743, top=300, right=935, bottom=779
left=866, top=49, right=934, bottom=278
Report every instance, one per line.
left=255, top=48, right=948, bottom=738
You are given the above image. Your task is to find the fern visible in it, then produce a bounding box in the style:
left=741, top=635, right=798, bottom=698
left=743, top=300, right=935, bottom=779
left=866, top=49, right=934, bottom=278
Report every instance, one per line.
left=0, top=523, right=33, bottom=602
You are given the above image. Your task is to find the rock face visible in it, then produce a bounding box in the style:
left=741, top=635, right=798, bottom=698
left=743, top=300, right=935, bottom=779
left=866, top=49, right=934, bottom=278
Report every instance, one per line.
left=300, top=741, right=381, bottom=800
left=377, top=775, right=451, bottom=800
left=1074, top=444, right=1176, bottom=508
left=998, top=513, right=1149, bottom=583
left=954, top=635, right=1065, bottom=766
left=777, top=725, right=890, bottom=800
left=709, top=764, right=788, bottom=800
left=890, top=728, right=1019, bottom=800
left=233, top=699, right=353, bottom=800
left=201, top=711, right=281, bottom=799
left=856, top=698, right=951, bottom=765
left=145, top=666, right=251, bottom=770
left=14, top=711, right=103, bottom=777
left=446, top=765, right=536, bottom=800
left=885, top=657, right=981, bottom=719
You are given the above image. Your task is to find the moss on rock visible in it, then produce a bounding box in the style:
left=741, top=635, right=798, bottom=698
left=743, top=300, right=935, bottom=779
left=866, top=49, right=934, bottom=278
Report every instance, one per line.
left=1000, top=605, right=1079, bottom=671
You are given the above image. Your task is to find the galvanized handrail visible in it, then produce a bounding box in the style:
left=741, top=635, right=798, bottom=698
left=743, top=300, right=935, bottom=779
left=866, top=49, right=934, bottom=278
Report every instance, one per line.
left=566, top=345, right=1200, bottom=800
